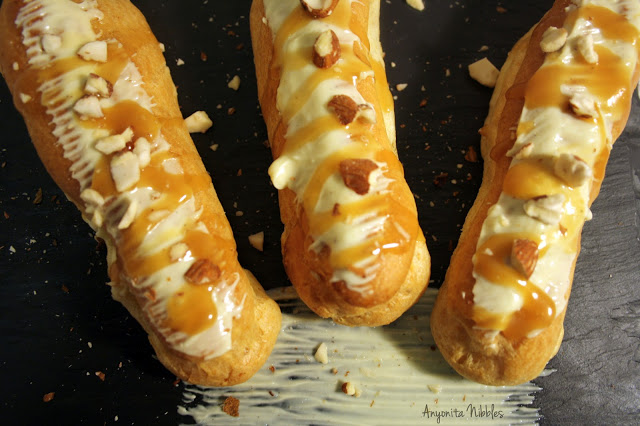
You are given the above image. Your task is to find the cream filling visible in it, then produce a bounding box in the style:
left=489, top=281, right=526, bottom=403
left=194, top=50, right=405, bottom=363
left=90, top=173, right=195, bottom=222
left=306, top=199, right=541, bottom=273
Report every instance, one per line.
left=16, top=0, right=239, bottom=359
left=472, top=0, right=640, bottom=336
left=264, top=0, right=395, bottom=290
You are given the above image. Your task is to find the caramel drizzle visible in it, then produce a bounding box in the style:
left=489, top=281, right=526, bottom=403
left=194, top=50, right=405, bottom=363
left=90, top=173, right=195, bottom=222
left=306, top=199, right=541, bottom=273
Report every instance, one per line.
left=20, top=1, right=241, bottom=342
left=272, top=0, right=416, bottom=292
left=471, top=4, right=640, bottom=340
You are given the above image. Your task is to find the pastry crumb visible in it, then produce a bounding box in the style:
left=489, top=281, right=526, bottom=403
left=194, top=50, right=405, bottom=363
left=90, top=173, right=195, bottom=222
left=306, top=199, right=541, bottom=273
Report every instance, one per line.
left=222, top=396, right=240, bottom=417
left=43, top=392, right=55, bottom=402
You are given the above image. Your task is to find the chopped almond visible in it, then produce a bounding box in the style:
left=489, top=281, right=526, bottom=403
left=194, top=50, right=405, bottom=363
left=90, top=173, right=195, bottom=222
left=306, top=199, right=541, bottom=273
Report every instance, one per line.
left=406, top=0, right=425, bottom=11
left=554, top=153, right=592, bottom=187
left=73, top=95, right=103, bottom=119
left=328, top=94, right=358, bottom=125
left=185, top=259, right=221, bottom=285
left=77, top=40, right=108, bottom=62
left=339, top=158, right=378, bottom=195
left=313, top=29, right=341, bottom=69
left=314, top=342, right=329, bottom=364
left=511, top=239, right=539, bottom=278
left=248, top=232, right=265, bottom=251
left=184, top=111, right=213, bottom=133
left=300, top=0, right=339, bottom=19
left=84, top=73, right=112, bottom=98
left=468, top=58, right=499, bottom=88
left=540, top=26, right=568, bottom=53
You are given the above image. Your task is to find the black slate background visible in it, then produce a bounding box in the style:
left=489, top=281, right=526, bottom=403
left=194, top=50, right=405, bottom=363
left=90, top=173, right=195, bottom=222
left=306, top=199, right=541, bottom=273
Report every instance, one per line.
left=0, top=0, right=638, bottom=424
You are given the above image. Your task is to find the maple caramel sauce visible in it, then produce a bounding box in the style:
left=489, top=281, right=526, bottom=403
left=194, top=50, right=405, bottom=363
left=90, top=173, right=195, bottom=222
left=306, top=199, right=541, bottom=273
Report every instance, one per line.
left=502, top=161, right=565, bottom=200
left=473, top=234, right=555, bottom=339
left=165, top=282, right=218, bottom=335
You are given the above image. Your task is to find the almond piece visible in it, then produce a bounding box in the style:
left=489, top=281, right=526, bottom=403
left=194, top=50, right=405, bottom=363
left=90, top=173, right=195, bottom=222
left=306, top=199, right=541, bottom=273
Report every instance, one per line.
left=300, top=0, right=339, bottom=19
left=77, top=40, right=108, bottom=62
left=84, top=73, right=113, bottom=98
left=110, top=151, right=140, bottom=192
left=185, top=259, right=221, bottom=285
left=523, top=194, right=565, bottom=225
left=339, top=158, right=378, bottom=195
left=468, top=57, right=499, bottom=88
left=41, top=34, right=62, bottom=54
left=540, top=26, right=568, bottom=53
left=554, top=153, right=592, bottom=187
left=328, top=95, right=358, bottom=125
left=577, top=33, right=598, bottom=64
left=511, top=238, right=539, bottom=278
left=73, top=95, right=103, bottom=119
left=313, top=29, right=341, bottom=69
left=184, top=110, right=213, bottom=133
left=95, top=128, right=134, bottom=155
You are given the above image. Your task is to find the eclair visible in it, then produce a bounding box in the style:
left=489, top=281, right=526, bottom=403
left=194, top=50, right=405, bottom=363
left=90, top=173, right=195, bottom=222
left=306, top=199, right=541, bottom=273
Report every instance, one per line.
left=0, top=0, right=281, bottom=386
left=431, top=0, right=640, bottom=385
left=250, top=0, right=430, bottom=326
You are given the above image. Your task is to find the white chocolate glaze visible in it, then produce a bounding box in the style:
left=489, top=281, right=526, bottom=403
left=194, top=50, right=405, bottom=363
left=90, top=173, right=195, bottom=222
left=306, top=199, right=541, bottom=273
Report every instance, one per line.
left=179, top=288, right=546, bottom=425
left=16, top=0, right=241, bottom=359
left=472, top=0, right=640, bottom=338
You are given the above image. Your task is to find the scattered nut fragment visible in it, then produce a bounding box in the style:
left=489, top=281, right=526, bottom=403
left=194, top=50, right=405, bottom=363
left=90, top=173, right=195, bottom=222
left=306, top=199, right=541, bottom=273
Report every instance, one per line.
left=342, top=381, right=355, bottom=396
left=428, top=384, right=442, bottom=394
left=41, top=34, right=62, bottom=53
left=170, top=243, right=189, bottom=261
left=80, top=188, right=105, bottom=207
left=118, top=199, right=138, bottom=230
left=406, top=0, right=425, bottom=11
left=468, top=58, right=499, bottom=88
left=227, top=75, right=241, bottom=91
left=540, top=26, right=568, bottom=53
left=554, top=153, right=592, bottom=187
left=95, top=128, right=134, bottom=155
left=300, top=0, right=339, bottom=19
left=248, top=231, right=265, bottom=251
left=77, top=40, right=108, bottom=62
left=396, top=83, right=408, bottom=91
left=577, top=33, right=598, bottom=64
left=339, top=158, right=378, bottom=195
left=84, top=73, right=112, bottom=98
left=465, top=146, right=478, bottom=162
left=133, top=137, right=151, bottom=168
left=222, top=396, right=240, bottom=417
left=313, top=29, right=341, bottom=69
left=43, top=392, right=55, bottom=402
left=73, top=95, right=103, bottom=119
left=314, top=342, right=329, bottom=364
left=110, top=151, right=140, bottom=192
left=185, top=258, right=221, bottom=285
left=523, top=193, right=565, bottom=225
left=510, top=238, right=539, bottom=278
left=184, top=110, right=213, bottom=133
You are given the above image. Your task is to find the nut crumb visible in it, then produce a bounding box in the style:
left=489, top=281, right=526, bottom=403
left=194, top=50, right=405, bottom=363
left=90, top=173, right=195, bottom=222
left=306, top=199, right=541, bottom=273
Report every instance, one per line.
left=396, top=83, right=408, bottom=91
left=314, top=342, right=329, bottom=364
left=184, top=111, right=213, bottom=133
left=428, top=384, right=442, bottom=394
left=43, top=392, right=55, bottom=402
left=248, top=232, right=265, bottom=251
left=406, top=0, right=425, bottom=11
left=228, top=75, right=241, bottom=91
left=222, top=396, right=240, bottom=417
left=468, top=57, right=499, bottom=88
left=95, top=371, right=105, bottom=381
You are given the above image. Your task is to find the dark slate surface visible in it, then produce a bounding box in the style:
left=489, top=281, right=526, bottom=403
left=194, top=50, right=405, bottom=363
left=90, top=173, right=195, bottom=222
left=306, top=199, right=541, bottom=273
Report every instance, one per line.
left=0, top=0, right=638, bottom=424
